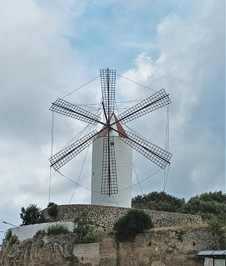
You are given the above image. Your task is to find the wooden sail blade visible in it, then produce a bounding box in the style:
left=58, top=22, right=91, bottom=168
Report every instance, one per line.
left=50, top=130, right=97, bottom=171
left=118, top=89, right=171, bottom=124
left=50, top=98, right=101, bottom=125
left=100, top=69, right=116, bottom=117
left=101, top=137, right=118, bottom=195
left=119, top=131, right=172, bottom=169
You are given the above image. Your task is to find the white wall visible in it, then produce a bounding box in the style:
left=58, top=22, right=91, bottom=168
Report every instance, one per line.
left=204, top=258, right=213, bottom=266
left=73, top=243, right=100, bottom=265
left=91, top=137, right=132, bottom=208
left=10, top=222, right=74, bottom=242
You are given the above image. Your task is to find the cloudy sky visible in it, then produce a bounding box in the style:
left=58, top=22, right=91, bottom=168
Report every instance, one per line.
left=0, top=0, right=225, bottom=242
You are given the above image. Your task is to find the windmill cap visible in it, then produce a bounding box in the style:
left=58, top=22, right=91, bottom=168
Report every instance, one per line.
left=98, top=113, right=127, bottom=137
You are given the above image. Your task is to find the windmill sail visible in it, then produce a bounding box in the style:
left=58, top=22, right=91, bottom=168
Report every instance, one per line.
left=118, top=89, right=171, bottom=124
left=119, top=131, right=172, bottom=169
left=50, top=130, right=97, bottom=171
left=100, top=69, right=116, bottom=117
left=50, top=98, right=101, bottom=125
left=100, top=69, right=117, bottom=196
left=101, top=137, right=118, bottom=195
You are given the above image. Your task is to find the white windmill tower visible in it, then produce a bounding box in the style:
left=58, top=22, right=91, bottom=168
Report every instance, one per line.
left=91, top=113, right=133, bottom=207
left=49, top=68, right=172, bottom=208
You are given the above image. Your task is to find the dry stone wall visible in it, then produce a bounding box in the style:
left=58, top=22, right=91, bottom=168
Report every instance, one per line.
left=43, top=204, right=202, bottom=229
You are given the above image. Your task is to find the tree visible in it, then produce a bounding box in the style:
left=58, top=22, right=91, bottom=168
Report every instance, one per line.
left=177, top=191, right=226, bottom=220
left=20, top=204, right=44, bottom=225
left=132, top=191, right=185, bottom=212
left=132, top=190, right=226, bottom=221
left=207, top=215, right=226, bottom=248
left=113, top=209, right=154, bottom=241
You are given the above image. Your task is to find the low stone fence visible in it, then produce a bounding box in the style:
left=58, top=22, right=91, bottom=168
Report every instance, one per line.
left=43, top=204, right=202, bottom=229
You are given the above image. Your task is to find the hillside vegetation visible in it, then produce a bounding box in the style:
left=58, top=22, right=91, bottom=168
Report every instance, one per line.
left=132, top=191, right=226, bottom=221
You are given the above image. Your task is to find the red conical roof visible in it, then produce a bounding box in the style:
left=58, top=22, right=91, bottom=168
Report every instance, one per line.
left=98, top=113, right=127, bottom=137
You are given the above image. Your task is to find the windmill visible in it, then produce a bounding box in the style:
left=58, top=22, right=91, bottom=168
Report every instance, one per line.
left=49, top=68, right=172, bottom=207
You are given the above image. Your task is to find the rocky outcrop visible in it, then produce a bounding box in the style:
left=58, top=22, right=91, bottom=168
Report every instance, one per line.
left=0, top=225, right=221, bottom=266
left=0, top=205, right=209, bottom=265
left=43, top=204, right=202, bottom=229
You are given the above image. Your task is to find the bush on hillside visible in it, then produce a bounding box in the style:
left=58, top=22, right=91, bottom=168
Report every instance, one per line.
left=46, top=223, right=69, bottom=235
left=74, top=212, right=91, bottom=238
left=47, top=202, right=58, bottom=219
left=73, top=212, right=101, bottom=243
left=113, top=209, right=154, bottom=242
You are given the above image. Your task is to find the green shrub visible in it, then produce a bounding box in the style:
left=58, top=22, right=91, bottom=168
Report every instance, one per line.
left=46, top=223, right=69, bottom=235
left=47, top=202, right=58, bottom=219
left=74, top=212, right=99, bottom=243
left=82, top=229, right=103, bottom=243
left=113, top=209, right=154, bottom=242
left=208, top=218, right=224, bottom=237
left=208, top=215, right=226, bottom=248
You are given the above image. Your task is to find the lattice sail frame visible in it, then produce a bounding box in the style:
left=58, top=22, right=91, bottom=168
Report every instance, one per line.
left=100, top=69, right=116, bottom=116
left=101, top=137, right=118, bottom=195
left=118, top=89, right=171, bottom=124
left=50, top=98, right=101, bottom=125
left=119, top=131, right=172, bottom=169
left=50, top=130, right=97, bottom=171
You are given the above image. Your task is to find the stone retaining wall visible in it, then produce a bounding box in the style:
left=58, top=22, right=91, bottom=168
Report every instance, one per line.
left=43, top=204, right=202, bottom=229
left=1, top=226, right=220, bottom=266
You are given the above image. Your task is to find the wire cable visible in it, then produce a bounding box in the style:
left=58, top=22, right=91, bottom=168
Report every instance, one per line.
left=62, top=75, right=100, bottom=99
left=97, top=194, right=121, bottom=207
left=57, top=170, right=101, bottom=194
left=124, top=124, right=155, bottom=144
left=118, top=168, right=162, bottom=193
left=117, top=73, right=157, bottom=92
left=132, top=163, right=144, bottom=196
left=97, top=195, right=108, bottom=206
left=69, top=145, right=90, bottom=204
left=163, top=165, right=170, bottom=192
left=56, top=166, right=162, bottom=200
left=49, top=111, right=55, bottom=203
left=163, top=104, right=170, bottom=191
left=111, top=195, right=121, bottom=207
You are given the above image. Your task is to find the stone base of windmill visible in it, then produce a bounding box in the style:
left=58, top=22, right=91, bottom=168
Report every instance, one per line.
left=42, top=204, right=202, bottom=230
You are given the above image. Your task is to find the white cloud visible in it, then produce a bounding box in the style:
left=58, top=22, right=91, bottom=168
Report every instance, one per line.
left=117, top=0, right=224, bottom=199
